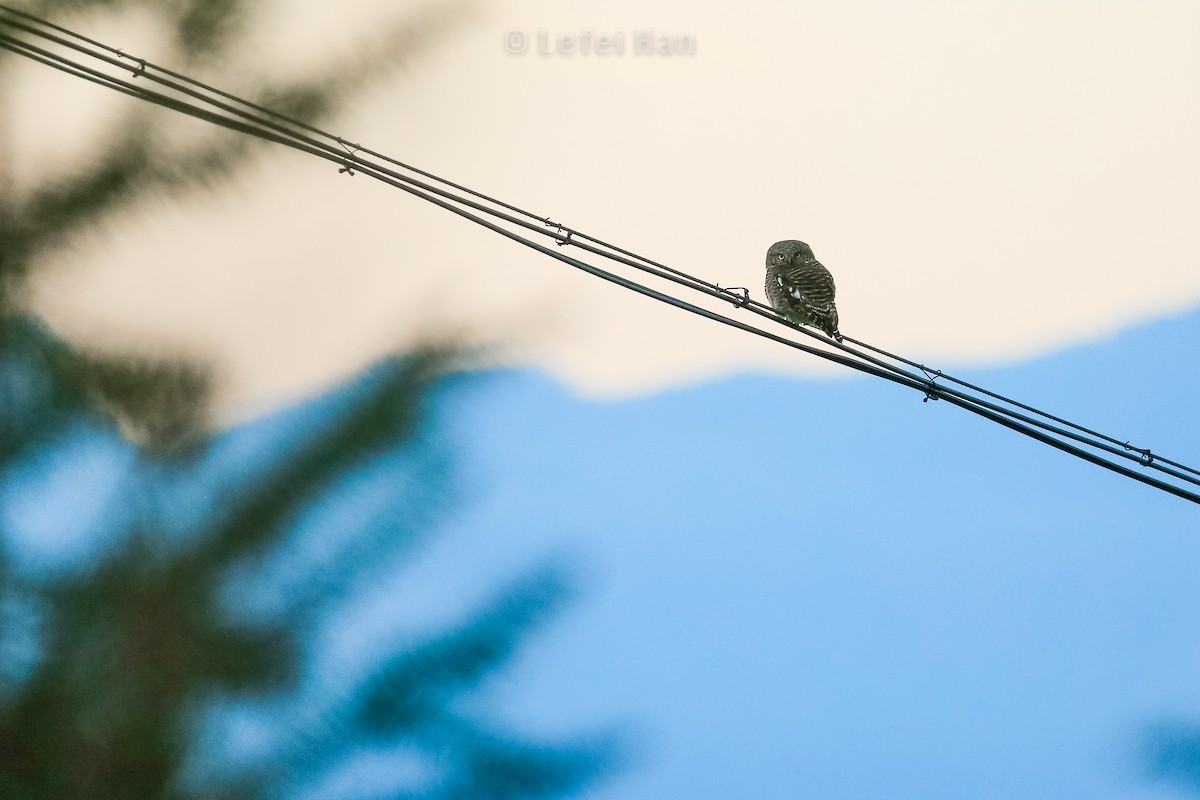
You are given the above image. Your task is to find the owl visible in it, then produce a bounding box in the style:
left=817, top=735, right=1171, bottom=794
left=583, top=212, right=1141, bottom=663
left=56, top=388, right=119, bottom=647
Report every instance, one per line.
left=764, top=240, right=840, bottom=340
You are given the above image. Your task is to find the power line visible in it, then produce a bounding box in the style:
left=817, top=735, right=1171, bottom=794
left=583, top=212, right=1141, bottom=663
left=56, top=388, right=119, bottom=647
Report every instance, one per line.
left=2, top=5, right=1198, bottom=505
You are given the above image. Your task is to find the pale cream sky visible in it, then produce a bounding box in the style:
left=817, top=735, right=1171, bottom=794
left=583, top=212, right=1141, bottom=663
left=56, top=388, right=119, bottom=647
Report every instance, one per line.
left=11, top=0, right=1200, bottom=419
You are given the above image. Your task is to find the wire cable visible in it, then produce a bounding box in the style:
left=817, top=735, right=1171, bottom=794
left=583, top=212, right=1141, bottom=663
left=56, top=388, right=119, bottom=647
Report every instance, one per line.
left=2, top=5, right=1197, bottom=505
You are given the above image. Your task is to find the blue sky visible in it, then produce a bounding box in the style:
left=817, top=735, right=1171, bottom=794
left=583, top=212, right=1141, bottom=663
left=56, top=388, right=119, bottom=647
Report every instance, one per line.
left=7, top=304, right=1199, bottom=799
left=396, top=305, right=1200, bottom=798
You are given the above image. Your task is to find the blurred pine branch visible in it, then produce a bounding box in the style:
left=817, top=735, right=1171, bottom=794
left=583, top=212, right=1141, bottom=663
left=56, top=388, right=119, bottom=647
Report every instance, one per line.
left=1143, top=721, right=1200, bottom=797
left=0, top=2, right=610, bottom=797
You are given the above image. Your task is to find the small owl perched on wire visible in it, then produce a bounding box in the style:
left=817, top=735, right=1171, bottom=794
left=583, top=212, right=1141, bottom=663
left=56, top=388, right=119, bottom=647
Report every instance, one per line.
left=764, top=239, right=841, bottom=340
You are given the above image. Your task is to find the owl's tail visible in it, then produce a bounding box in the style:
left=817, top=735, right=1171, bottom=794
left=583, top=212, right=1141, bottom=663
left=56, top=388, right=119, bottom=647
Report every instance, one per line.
left=814, top=307, right=840, bottom=341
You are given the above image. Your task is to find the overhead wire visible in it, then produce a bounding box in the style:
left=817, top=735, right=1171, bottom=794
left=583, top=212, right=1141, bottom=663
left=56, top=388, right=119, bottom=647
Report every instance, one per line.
left=2, top=5, right=1197, bottom=505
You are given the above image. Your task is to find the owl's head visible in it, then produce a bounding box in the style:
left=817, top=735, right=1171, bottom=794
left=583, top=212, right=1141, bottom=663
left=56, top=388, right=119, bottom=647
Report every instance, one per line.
left=765, top=239, right=815, bottom=267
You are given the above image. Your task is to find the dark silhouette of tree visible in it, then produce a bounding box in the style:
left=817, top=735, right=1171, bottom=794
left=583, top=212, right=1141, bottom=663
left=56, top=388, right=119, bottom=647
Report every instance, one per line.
left=0, top=2, right=609, bottom=797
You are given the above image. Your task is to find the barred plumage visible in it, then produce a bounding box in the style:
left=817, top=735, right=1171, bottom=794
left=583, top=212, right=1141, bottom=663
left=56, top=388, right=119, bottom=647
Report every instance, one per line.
left=764, top=239, right=840, bottom=340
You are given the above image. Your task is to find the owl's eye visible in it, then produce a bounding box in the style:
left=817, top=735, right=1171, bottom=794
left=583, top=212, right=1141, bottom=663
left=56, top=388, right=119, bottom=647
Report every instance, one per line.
left=775, top=252, right=787, bottom=262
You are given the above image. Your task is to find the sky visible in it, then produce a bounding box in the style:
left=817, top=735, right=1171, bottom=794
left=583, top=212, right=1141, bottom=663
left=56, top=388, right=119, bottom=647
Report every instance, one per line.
left=12, top=304, right=1196, bottom=799
left=431, top=312, right=1200, bottom=800
left=4, top=0, right=1200, bottom=797
left=11, top=0, right=1200, bottom=413
left=312, top=305, right=1200, bottom=800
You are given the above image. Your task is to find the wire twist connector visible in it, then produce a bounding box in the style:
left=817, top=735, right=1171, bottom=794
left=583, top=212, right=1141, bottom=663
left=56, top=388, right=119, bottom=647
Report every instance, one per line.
left=920, top=366, right=942, bottom=402
left=717, top=286, right=750, bottom=308
left=115, top=49, right=145, bottom=78
left=1125, top=443, right=1156, bottom=467
left=336, top=138, right=360, bottom=176
left=543, top=218, right=574, bottom=247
